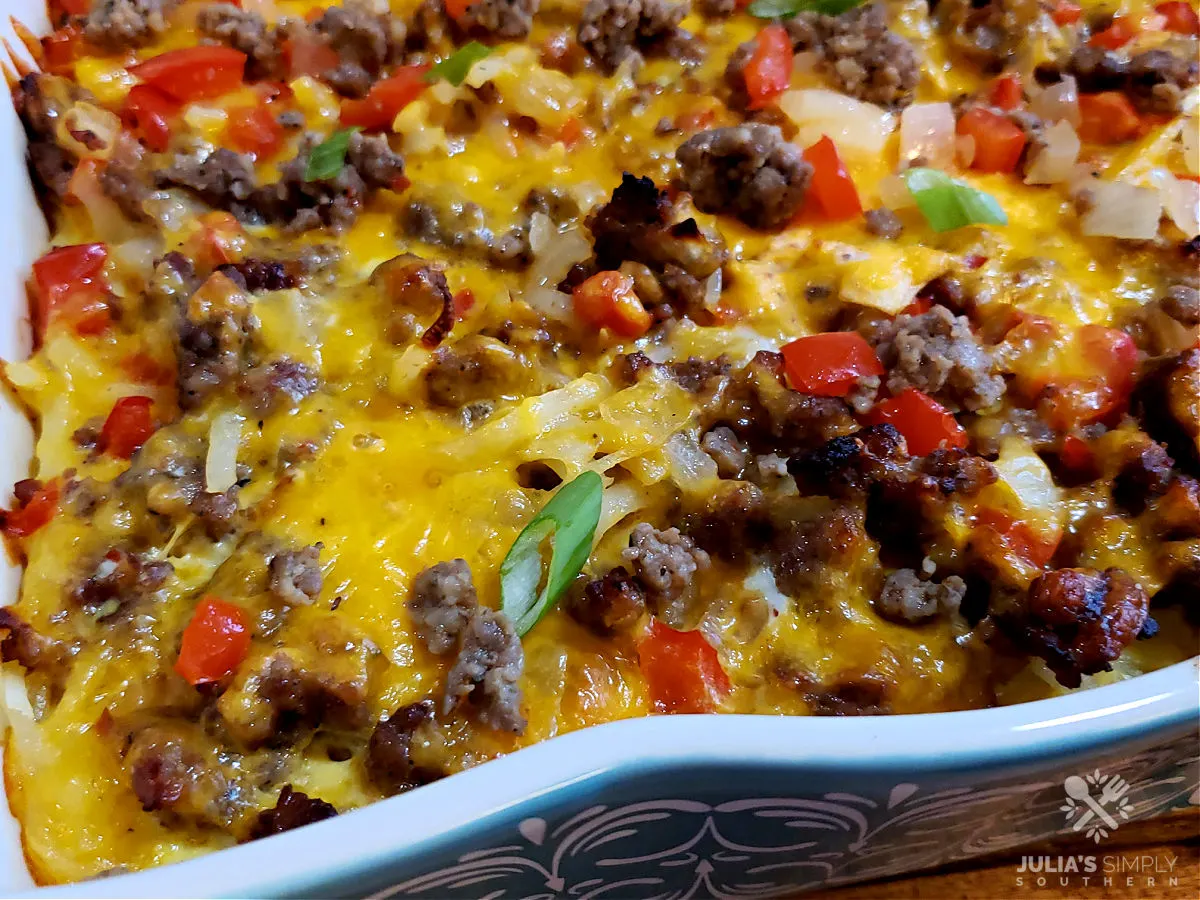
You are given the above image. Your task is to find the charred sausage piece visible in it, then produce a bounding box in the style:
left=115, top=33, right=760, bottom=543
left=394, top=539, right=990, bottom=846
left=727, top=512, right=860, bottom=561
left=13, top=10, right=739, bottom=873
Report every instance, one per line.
left=125, top=723, right=234, bottom=828
left=568, top=567, right=647, bottom=634
left=999, top=567, right=1151, bottom=688
left=248, top=785, right=338, bottom=838
left=365, top=699, right=443, bottom=796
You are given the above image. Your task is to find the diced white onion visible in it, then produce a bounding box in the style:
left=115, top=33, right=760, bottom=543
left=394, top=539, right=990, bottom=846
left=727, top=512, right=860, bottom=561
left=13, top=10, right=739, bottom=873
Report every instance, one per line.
left=68, top=162, right=136, bottom=240
left=992, top=438, right=1063, bottom=535
left=702, top=269, right=722, bottom=313
left=955, top=133, right=976, bottom=169
left=111, top=237, right=164, bottom=285
left=743, top=565, right=789, bottom=619
left=205, top=411, right=242, bottom=494
left=525, top=227, right=592, bottom=290
left=1182, top=120, right=1199, bottom=176
left=59, top=102, right=121, bottom=159
left=183, top=104, right=228, bottom=132
left=899, top=102, right=956, bottom=170
left=1024, top=120, right=1081, bottom=185
left=878, top=173, right=916, bottom=210
left=240, top=0, right=279, bottom=21
left=528, top=212, right=554, bottom=255
left=523, top=286, right=574, bottom=322
left=143, top=189, right=207, bottom=233
left=1030, top=75, right=1081, bottom=127
left=662, top=431, right=718, bottom=492
left=1162, top=175, right=1200, bottom=237
left=779, top=89, right=894, bottom=156
left=792, top=52, right=818, bottom=75
left=1078, top=181, right=1163, bottom=240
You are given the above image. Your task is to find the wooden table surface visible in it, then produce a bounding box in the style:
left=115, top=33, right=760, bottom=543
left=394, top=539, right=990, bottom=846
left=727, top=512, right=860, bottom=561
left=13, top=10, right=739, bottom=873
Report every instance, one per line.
left=809, top=808, right=1198, bottom=899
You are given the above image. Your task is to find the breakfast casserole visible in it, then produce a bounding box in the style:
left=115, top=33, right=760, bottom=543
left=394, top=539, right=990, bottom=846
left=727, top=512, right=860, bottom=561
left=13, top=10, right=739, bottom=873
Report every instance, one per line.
left=0, top=0, right=1197, bottom=883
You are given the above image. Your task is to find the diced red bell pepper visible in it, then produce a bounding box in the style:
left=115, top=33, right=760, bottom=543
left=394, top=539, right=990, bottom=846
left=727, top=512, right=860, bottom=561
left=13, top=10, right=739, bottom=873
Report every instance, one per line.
left=1079, top=324, right=1138, bottom=414
left=131, top=46, right=247, bottom=102
left=1050, top=0, right=1083, bottom=25
left=1035, top=325, right=1138, bottom=430
left=31, top=243, right=112, bottom=340
left=283, top=36, right=340, bottom=79
left=225, top=102, right=284, bottom=158
left=121, top=352, right=176, bottom=386
left=340, top=65, right=431, bottom=131
left=865, top=388, right=967, bottom=457
left=51, top=0, right=91, bottom=15
left=1157, top=2, right=1200, bottom=34
left=989, top=74, right=1023, bottom=111
left=443, top=0, right=475, bottom=21
left=573, top=271, right=650, bottom=338
left=1077, top=92, right=1143, bottom=144
left=41, top=24, right=84, bottom=75
left=452, top=289, right=476, bottom=322
left=800, top=136, right=862, bottom=221
left=780, top=332, right=883, bottom=397
left=744, top=24, right=792, bottom=111
left=638, top=620, right=731, bottom=714
left=976, top=508, right=1059, bottom=569
left=1057, top=434, right=1097, bottom=474
left=957, top=107, right=1026, bottom=173
left=190, top=211, right=247, bottom=267
left=99, top=396, right=156, bottom=459
left=174, top=596, right=251, bottom=686
left=1090, top=17, right=1138, bottom=49
left=0, top=479, right=59, bottom=540
left=121, top=85, right=180, bottom=153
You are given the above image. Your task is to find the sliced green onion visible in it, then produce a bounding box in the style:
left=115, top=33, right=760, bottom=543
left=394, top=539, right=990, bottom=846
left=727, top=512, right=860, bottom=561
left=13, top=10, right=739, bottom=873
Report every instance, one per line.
left=425, top=41, right=493, bottom=88
left=747, top=0, right=865, bottom=18
left=900, top=167, right=1009, bottom=233
left=304, top=127, right=360, bottom=181
left=500, top=470, right=603, bottom=637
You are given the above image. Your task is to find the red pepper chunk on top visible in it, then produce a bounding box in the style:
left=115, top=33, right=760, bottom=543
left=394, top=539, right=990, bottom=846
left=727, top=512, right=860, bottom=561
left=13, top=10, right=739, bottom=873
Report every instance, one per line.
left=573, top=271, right=651, bottom=339
left=131, top=46, right=248, bottom=102
left=1157, top=2, right=1200, bottom=34
left=341, top=65, right=431, bottom=130
left=31, top=243, right=111, bottom=340
left=0, top=479, right=60, bottom=540
left=638, top=620, right=731, bottom=714
left=957, top=108, right=1026, bottom=173
left=865, top=389, right=967, bottom=457
left=780, top=332, right=883, bottom=397
left=800, top=136, right=862, bottom=221
left=175, top=597, right=251, bottom=687
left=744, top=25, right=793, bottom=111
left=99, top=396, right=156, bottom=459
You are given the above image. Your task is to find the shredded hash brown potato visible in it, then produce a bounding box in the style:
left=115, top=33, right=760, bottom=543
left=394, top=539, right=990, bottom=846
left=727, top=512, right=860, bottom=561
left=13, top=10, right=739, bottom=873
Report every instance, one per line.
left=0, top=0, right=1197, bottom=883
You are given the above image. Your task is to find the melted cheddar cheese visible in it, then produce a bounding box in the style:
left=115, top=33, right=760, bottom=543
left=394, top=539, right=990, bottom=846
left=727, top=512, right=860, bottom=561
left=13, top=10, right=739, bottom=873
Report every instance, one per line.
left=1, top=0, right=1197, bottom=884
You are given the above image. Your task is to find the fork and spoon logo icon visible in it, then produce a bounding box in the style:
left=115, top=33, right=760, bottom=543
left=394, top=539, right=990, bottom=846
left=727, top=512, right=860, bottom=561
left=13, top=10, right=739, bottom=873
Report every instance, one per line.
left=1060, top=770, right=1135, bottom=843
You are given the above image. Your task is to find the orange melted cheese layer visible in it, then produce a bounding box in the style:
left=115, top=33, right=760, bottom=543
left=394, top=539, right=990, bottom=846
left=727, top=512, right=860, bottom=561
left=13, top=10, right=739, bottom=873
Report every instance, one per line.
left=2, top=0, right=1197, bottom=883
